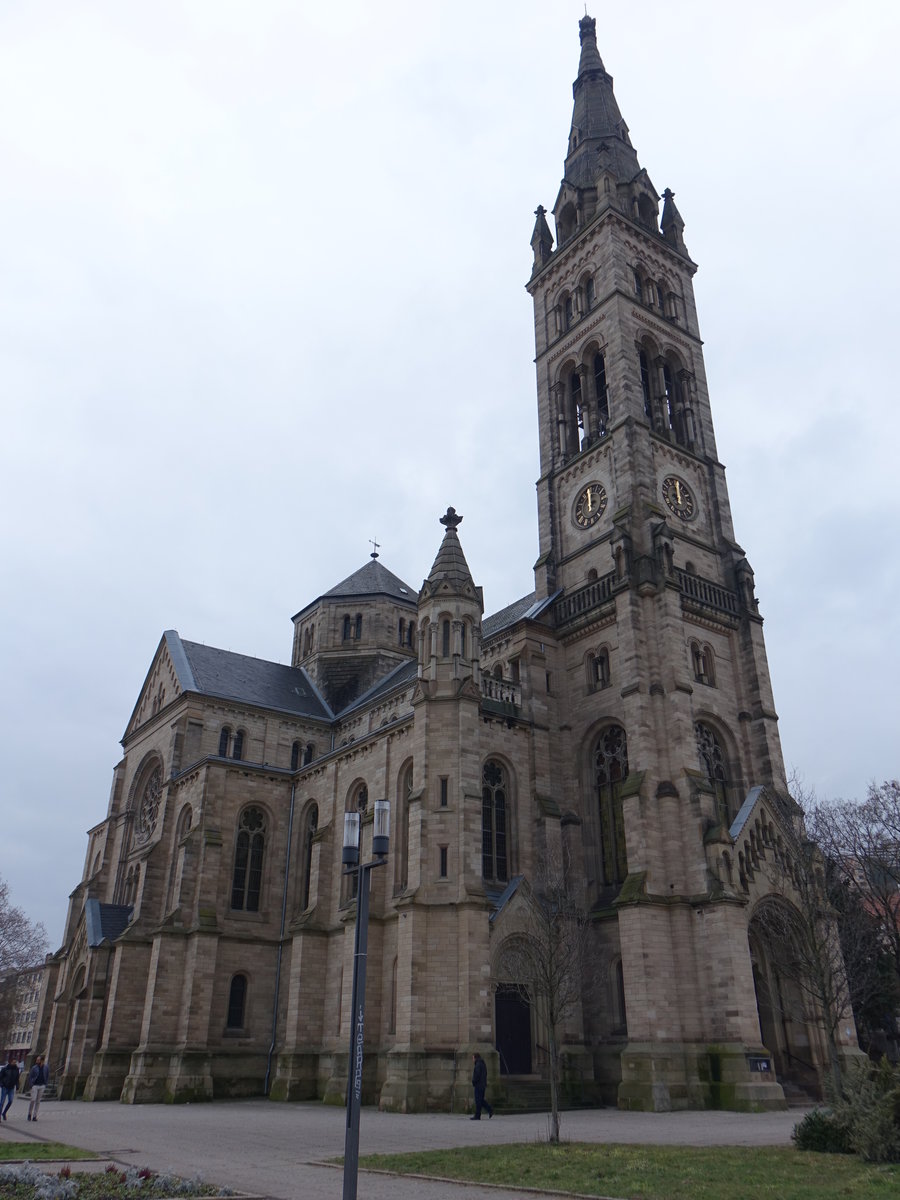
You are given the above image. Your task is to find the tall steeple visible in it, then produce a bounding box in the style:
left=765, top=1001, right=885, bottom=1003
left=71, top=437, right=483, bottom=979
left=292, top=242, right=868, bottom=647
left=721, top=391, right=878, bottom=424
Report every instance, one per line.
left=564, top=14, right=640, bottom=189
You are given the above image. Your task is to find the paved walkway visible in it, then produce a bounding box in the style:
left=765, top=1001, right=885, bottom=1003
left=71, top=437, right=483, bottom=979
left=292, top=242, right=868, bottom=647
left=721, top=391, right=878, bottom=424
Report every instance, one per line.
left=0, top=1098, right=808, bottom=1200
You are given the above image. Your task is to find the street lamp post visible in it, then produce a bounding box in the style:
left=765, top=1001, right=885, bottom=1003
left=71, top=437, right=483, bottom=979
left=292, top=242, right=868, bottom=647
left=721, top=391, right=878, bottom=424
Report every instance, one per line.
left=341, top=799, right=390, bottom=1200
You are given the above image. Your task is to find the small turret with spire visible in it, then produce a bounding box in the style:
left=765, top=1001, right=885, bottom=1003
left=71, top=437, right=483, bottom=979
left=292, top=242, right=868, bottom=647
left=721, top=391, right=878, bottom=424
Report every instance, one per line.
left=416, top=508, right=483, bottom=690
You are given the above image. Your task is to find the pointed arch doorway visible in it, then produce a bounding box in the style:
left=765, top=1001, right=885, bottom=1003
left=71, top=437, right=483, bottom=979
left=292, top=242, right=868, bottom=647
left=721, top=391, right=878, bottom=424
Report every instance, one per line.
left=495, top=985, right=532, bottom=1075
left=748, top=905, right=821, bottom=1097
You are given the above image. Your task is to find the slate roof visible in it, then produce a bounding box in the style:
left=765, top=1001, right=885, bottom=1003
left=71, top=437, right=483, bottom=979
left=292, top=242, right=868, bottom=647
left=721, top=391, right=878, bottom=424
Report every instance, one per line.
left=324, top=559, right=417, bottom=603
left=482, top=592, right=556, bottom=640
left=337, top=657, right=418, bottom=718
left=169, top=633, right=333, bottom=721
left=426, top=516, right=476, bottom=593
left=85, top=899, right=133, bottom=947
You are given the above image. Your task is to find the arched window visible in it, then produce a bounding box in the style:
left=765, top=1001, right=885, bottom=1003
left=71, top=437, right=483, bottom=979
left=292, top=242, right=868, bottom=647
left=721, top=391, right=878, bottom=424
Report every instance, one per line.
left=354, top=613, right=363, bottom=639
left=343, top=785, right=368, bottom=903
left=612, top=958, right=627, bottom=1035
left=389, top=957, right=398, bottom=1035
left=696, top=722, right=733, bottom=826
left=231, top=807, right=266, bottom=911
left=301, top=804, right=318, bottom=911
left=558, top=201, right=576, bottom=243
left=291, top=741, right=301, bottom=771
left=662, top=362, right=685, bottom=445
left=135, top=763, right=163, bottom=845
left=564, top=294, right=574, bottom=329
left=218, top=726, right=231, bottom=757
left=585, top=276, right=595, bottom=309
left=226, top=974, right=247, bottom=1030
left=395, top=761, right=413, bottom=894
left=482, top=760, right=510, bottom=883
left=232, top=729, right=244, bottom=761
left=595, top=725, right=629, bottom=886
left=588, top=648, right=611, bottom=692
left=570, top=371, right=583, bottom=449
left=633, top=269, right=643, bottom=300
left=406, top=619, right=415, bottom=647
left=594, top=353, right=609, bottom=435
left=639, top=350, right=653, bottom=427
left=124, top=863, right=140, bottom=906
left=343, top=614, right=352, bottom=640
left=303, top=742, right=315, bottom=766
left=441, top=620, right=451, bottom=658
left=459, top=622, right=466, bottom=658
left=691, top=642, right=715, bottom=686
left=177, top=805, right=192, bottom=839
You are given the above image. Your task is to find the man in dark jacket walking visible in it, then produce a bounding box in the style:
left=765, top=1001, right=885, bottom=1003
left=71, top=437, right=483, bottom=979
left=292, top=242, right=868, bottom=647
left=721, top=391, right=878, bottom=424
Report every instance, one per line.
left=470, top=1052, right=493, bottom=1120
left=0, top=1055, right=20, bottom=1120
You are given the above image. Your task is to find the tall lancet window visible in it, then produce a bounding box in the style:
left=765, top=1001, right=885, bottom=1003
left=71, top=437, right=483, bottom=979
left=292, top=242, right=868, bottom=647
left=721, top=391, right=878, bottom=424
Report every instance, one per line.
left=595, top=725, right=629, bottom=886
left=231, top=807, right=266, bottom=911
left=594, top=353, right=609, bottom=434
left=482, top=760, right=509, bottom=883
left=695, top=722, right=733, bottom=826
left=639, top=351, right=653, bottom=428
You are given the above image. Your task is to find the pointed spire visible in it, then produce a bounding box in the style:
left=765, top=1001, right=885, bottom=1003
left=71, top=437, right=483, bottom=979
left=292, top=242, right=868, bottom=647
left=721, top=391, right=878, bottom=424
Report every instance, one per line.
left=576, top=14, right=604, bottom=75
left=661, top=188, right=687, bottom=252
left=565, top=14, right=640, bottom=189
left=426, top=508, right=476, bottom=592
left=530, top=204, right=554, bottom=269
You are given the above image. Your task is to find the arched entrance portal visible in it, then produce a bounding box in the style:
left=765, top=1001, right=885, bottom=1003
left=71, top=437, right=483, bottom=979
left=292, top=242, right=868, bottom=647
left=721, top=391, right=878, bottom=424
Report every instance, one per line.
left=748, top=903, right=821, bottom=1097
left=495, top=985, right=532, bottom=1075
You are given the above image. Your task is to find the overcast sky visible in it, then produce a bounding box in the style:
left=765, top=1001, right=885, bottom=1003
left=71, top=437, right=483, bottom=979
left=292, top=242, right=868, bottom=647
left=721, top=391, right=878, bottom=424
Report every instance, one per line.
left=1, top=1, right=897, bottom=949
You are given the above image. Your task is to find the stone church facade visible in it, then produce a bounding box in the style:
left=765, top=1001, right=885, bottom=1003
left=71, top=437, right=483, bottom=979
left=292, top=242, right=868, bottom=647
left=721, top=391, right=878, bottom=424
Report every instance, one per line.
left=36, top=16, right=859, bottom=1111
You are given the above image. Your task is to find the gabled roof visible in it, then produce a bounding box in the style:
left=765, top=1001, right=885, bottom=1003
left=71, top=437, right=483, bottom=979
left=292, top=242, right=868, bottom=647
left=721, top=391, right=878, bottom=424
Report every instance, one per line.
left=172, top=633, right=333, bottom=721
left=488, top=874, right=526, bottom=920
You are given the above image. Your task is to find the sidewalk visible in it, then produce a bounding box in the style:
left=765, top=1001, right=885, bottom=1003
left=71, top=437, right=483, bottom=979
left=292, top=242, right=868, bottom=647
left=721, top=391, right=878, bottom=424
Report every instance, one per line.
left=0, top=1099, right=808, bottom=1200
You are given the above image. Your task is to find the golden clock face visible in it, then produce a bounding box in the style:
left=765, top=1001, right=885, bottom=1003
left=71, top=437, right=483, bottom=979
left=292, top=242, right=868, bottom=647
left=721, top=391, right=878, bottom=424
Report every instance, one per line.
left=662, top=475, right=695, bottom=520
left=573, top=482, right=608, bottom=528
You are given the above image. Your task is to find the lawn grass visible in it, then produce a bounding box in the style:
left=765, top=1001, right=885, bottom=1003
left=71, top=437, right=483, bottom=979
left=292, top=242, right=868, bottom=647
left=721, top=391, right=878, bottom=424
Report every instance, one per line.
left=359, top=1142, right=900, bottom=1199
left=0, top=1141, right=99, bottom=1161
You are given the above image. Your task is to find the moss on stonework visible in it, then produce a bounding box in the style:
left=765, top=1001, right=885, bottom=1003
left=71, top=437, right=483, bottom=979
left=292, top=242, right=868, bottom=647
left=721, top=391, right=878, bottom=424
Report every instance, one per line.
left=616, top=871, right=647, bottom=904
left=617, top=771, right=645, bottom=800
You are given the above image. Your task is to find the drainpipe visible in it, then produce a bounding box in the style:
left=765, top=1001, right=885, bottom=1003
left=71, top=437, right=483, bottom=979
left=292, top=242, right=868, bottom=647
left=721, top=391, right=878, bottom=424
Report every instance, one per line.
left=264, top=781, right=296, bottom=1096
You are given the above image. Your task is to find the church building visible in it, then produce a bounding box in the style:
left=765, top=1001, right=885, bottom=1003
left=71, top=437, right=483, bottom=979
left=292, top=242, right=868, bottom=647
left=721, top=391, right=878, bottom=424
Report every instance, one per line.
left=35, top=15, right=859, bottom=1111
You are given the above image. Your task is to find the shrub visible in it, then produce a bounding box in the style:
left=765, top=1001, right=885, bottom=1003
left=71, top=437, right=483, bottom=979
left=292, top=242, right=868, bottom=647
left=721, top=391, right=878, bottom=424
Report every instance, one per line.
left=791, top=1107, right=854, bottom=1155
left=831, top=1058, right=900, bottom=1163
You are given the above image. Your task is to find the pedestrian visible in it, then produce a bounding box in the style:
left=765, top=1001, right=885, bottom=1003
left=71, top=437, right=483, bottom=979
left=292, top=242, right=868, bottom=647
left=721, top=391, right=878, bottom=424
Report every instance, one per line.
left=26, top=1055, right=49, bottom=1122
left=0, top=1054, right=20, bottom=1120
left=470, top=1052, right=493, bottom=1120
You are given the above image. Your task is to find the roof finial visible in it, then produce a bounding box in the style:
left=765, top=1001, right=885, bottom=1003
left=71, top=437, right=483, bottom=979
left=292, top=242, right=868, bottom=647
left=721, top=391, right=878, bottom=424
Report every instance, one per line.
left=369, top=537, right=380, bottom=560
left=440, top=507, right=463, bottom=530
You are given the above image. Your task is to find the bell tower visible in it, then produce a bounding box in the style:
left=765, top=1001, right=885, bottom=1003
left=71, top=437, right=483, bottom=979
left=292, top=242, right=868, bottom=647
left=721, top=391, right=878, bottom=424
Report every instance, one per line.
left=527, top=15, right=799, bottom=1109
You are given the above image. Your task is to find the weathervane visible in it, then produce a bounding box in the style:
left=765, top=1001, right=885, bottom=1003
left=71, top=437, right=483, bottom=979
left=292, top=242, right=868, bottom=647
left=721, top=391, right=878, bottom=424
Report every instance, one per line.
left=369, top=537, right=380, bottom=560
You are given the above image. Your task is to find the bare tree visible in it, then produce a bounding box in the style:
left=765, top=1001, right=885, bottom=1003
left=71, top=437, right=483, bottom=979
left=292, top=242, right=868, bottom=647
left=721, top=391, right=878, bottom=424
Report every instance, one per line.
left=0, top=876, right=48, bottom=1051
left=494, top=846, right=590, bottom=1143
left=807, top=781, right=900, bottom=1055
